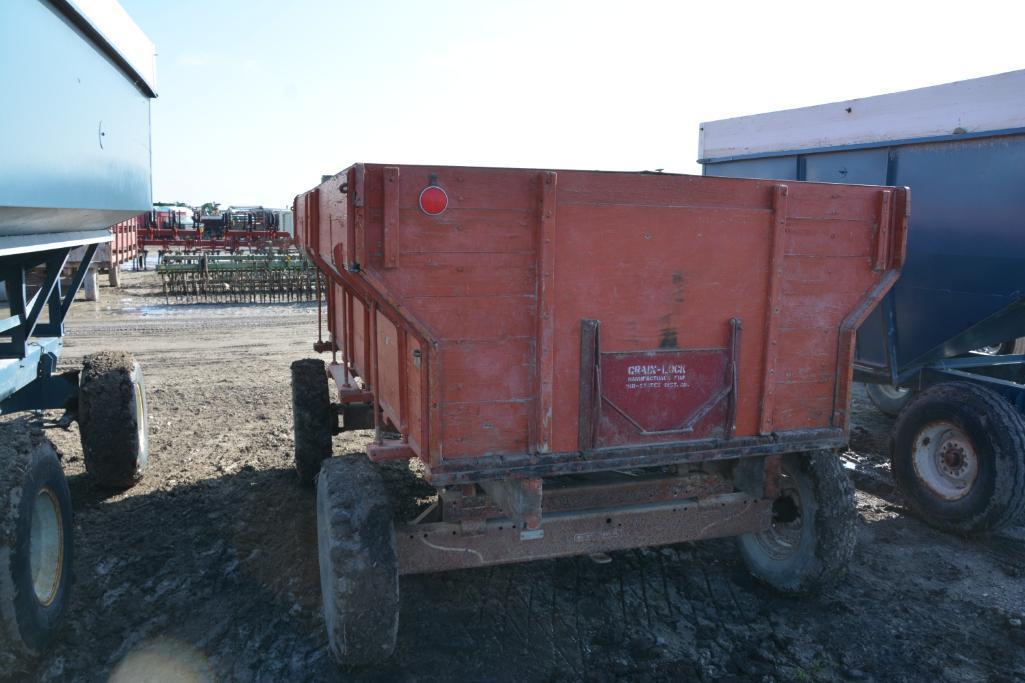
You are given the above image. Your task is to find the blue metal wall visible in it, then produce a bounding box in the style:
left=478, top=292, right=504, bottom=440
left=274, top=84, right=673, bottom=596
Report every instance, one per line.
left=0, top=1, right=153, bottom=236
left=705, top=133, right=1025, bottom=373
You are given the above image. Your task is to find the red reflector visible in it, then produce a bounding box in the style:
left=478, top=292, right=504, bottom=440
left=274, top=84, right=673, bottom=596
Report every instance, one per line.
left=419, top=185, right=449, bottom=215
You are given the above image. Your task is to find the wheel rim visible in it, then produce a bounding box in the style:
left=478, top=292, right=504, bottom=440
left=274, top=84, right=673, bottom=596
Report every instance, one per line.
left=876, top=385, right=911, bottom=401
left=134, top=379, right=147, bottom=451
left=911, top=421, right=979, bottom=500
left=752, top=471, right=804, bottom=560
left=30, top=487, right=64, bottom=607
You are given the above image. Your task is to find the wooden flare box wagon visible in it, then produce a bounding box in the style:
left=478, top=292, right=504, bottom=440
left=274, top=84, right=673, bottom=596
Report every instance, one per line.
left=291, top=164, right=908, bottom=666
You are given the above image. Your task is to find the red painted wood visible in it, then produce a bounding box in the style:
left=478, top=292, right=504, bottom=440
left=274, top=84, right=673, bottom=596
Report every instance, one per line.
left=295, top=164, right=908, bottom=477
left=759, top=185, right=788, bottom=434
left=383, top=166, right=400, bottom=269
left=535, top=171, right=557, bottom=453
left=874, top=189, right=893, bottom=271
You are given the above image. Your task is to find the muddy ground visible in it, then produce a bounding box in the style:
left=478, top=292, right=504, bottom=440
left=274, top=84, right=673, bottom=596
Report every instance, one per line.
left=3, top=268, right=1024, bottom=682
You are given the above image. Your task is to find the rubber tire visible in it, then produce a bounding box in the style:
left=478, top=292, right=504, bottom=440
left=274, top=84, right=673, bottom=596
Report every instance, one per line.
left=79, top=351, right=149, bottom=488
left=291, top=359, right=333, bottom=486
left=999, top=337, right=1025, bottom=355
left=0, top=428, right=73, bottom=669
left=316, top=456, right=399, bottom=668
left=889, top=381, right=1025, bottom=535
left=738, top=452, right=857, bottom=594
left=864, top=383, right=914, bottom=418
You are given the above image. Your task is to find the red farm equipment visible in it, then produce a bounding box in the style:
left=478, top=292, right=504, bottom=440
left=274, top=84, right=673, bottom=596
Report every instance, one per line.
left=66, top=213, right=144, bottom=299
left=290, top=164, right=909, bottom=666
left=140, top=205, right=293, bottom=254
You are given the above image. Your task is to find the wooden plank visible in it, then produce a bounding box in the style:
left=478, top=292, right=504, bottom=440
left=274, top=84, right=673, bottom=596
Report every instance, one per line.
left=354, top=164, right=367, bottom=267
left=874, top=189, right=892, bottom=271
left=771, top=378, right=835, bottom=430
left=408, top=295, right=534, bottom=340
left=376, top=313, right=401, bottom=431
left=383, top=166, right=400, bottom=269
left=536, top=171, right=557, bottom=453
left=577, top=319, right=600, bottom=451
left=397, top=328, right=408, bottom=437
left=396, top=208, right=534, bottom=254
left=406, top=336, right=424, bottom=454
left=759, top=184, right=788, bottom=434
left=774, top=327, right=836, bottom=383
left=784, top=218, right=875, bottom=258
left=384, top=252, right=534, bottom=298
left=442, top=400, right=531, bottom=459
left=440, top=339, right=533, bottom=404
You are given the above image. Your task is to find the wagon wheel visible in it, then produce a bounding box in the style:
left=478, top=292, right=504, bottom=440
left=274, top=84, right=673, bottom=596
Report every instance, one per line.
left=316, top=456, right=399, bottom=667
left=890, top=381, right=1025, bottom=534
left=0, top=426, right=73, bottom=669
left=290, top=358, right=334, bottom=485
left=737, top=452, right=857, bottom=593
left=974, top=337, right=1025, bottom=356
left=79, top=351, right=149, bottom=488
left=864, top=383, right=914, bottom=417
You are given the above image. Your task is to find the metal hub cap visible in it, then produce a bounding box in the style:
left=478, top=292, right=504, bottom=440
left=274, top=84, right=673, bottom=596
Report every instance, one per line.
left=134, top=380, right=147, bottom=450
left=754, top=476, right=804, bottom=560
left=876, top=385, right=910, bottom=401
left=30, top=487, right=64, bottom=606
left=912, top=422, right=979, bottom=500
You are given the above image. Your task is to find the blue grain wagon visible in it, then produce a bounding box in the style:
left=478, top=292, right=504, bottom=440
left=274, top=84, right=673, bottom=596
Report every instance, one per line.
left=699, top=70, right=1025, bottom=535
left=0, top=0, right=155, bottom=665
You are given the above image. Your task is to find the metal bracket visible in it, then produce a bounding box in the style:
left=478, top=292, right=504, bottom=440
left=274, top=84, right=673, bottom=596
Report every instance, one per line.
left=479, top=478, right=543, bottom=531
left=1, top=245, right=93, bottom=359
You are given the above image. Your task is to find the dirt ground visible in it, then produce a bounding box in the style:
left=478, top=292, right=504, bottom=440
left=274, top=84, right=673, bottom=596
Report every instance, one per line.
left=3, top=268, right=1025, bottom=682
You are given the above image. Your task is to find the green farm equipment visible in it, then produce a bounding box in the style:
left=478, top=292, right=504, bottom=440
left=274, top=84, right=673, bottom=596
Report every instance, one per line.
left=157, top=251, right=320, bottom=302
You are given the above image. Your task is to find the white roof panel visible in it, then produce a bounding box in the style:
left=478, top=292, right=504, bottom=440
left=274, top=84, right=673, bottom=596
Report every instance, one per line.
left=62, top=0, right=156, bottom=95
left=699, top=70, right=1025, bottom=161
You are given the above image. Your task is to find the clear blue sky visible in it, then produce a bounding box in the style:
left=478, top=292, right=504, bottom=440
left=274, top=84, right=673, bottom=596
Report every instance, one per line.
left=121, top=0, right=1025, bottom=208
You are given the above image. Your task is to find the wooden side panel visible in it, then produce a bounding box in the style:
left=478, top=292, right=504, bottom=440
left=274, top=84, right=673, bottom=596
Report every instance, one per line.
left=440, top=340, right=533, bottom=404
left=350, top=297, right=367, bottom=380
left=406, top=336, right=424, bottom=453
left=318, top=175, right=348, bottom=269
left=363, top=167, right=542, bottom=461
left=550, top=198, right=773, bottom=451
left=767, top=183, right=890, bottom=431
left=442, top=401, right=531, bottom=457
left=376, top=312, right=401, bottom=428
left=304, top=164, right=906, bottom=470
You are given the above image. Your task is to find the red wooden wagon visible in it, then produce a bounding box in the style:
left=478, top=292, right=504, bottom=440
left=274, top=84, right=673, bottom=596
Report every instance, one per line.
left=291, top=164, right=908, bottom=666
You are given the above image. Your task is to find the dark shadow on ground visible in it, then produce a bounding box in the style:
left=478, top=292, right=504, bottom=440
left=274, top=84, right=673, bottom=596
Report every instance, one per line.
left=8, top=460, right=1023, bottom=683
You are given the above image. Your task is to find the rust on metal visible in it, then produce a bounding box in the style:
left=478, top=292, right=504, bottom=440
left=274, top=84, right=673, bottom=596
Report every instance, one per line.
left=479, top=478, right=543, bottom=530
left=426, top=428, right=847, bottom=486
left=368, top=442, right=417, bottom=462
left=762, top=454, right=782, bottom=499
left=440, top=487, right=503, bottom=523
left=396, top=493, right=771, bottom=575
left=541, top=470, right=732, bottom=513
